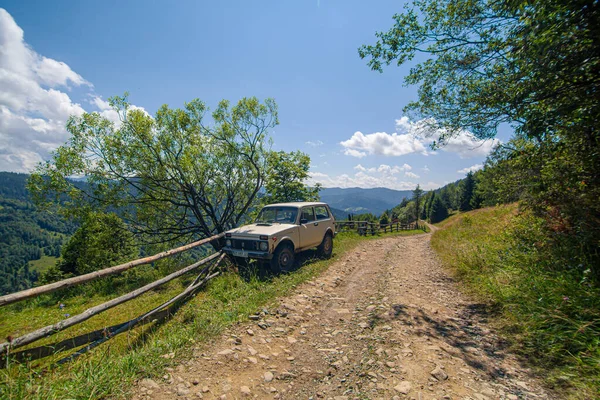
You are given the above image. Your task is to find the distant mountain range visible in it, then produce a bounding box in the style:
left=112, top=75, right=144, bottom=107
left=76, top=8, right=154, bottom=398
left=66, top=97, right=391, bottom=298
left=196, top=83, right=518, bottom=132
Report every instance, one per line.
left=320, top=187, right=412, bottom=216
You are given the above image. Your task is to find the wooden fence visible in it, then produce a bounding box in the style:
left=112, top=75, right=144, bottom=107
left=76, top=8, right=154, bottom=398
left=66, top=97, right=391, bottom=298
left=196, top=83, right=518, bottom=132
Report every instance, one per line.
left=0, top=232, right=225, bottom=364
left=336, top=221, right=427, bottom=236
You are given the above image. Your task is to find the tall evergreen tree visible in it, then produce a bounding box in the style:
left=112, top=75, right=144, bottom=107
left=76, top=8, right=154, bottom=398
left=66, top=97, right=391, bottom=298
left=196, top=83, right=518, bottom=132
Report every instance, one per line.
left=429, top=195, right=449, bottom=223
left=412, top=184, right=424, bottom=222
left=459, top=172, right=475, bottom=212
left=424, top=192, right=435, bottom=220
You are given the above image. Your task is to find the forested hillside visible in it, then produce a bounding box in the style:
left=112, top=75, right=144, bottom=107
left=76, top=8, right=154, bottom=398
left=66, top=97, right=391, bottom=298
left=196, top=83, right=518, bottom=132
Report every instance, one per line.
left=0, top=172, right=76, bottom=294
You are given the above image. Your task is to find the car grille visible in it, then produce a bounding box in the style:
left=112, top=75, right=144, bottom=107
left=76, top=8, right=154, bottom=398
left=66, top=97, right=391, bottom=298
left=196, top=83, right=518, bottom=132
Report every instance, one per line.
left=231, top=239, right=260, bottom=251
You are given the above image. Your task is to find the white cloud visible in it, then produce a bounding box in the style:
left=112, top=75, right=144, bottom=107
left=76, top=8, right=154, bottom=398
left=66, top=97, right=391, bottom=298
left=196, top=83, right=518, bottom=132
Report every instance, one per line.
left=377, top=163, right=412, bottom=175
left=35, top=57, right=90, bottom=88
left=0, top=9, right=89, bottom=172
left=421, top=165, right=430, bottom=173
left=442, top=134, right=498, bottom=158
left=354, top=163, right=412, bottom=175
left=308, top=162, right=436, bottom=191
left=396, top=116, right=500, bottom=158
left=310, top=172, right=329, bottom=179
left=340, top=130, right=426, bottom=157
left=0, top=9, right=145, bottom=172
left=340, top=116, right=500, bottom=160
left=343, top=148, right=367, bottom=158
left=91, top=96, right=111, bottom=111
left=90, top=96, right=149, bottom=128
left=305, top=140, right=323, bottom=147
left=420, top=182, right=440, bottom=190
left=457, top=164, right=483, bottom=174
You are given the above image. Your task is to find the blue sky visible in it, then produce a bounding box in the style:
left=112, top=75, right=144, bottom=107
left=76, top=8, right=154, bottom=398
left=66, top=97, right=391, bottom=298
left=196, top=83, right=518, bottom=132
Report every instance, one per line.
left=0, top=1, right=511, bottom=190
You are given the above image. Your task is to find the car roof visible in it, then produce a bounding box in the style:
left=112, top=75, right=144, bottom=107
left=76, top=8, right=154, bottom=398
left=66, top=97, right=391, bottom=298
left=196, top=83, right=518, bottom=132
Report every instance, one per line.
left=262, top=202, right=328, bottom=208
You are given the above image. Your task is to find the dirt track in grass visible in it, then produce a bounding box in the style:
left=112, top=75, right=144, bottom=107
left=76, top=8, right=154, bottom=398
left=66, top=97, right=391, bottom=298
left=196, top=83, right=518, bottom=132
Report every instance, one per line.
left=133, top=232, right=552, bottom=400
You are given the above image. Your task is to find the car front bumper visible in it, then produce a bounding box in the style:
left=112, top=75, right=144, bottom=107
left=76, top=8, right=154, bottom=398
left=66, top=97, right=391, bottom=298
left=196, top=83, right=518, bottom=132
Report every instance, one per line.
left=223, top=247, right=273, bottom=260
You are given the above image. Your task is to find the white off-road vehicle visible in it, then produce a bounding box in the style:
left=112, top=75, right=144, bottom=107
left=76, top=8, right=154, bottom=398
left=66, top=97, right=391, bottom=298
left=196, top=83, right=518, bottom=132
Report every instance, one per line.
left=223, top=202, right=336, bottom=272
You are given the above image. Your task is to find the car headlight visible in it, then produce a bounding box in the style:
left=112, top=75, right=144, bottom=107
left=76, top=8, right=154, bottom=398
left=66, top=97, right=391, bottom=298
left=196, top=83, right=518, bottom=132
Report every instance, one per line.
left=259, top=241, right=268, bottom=251
left=225, top=239, right=232, bottom=247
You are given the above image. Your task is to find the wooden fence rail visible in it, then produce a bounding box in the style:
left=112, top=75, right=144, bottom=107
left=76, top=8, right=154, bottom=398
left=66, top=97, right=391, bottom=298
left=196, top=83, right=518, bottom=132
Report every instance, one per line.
left=0, top=232, right=224, bottom=307
left=56, top=253, right=225, bottom=364
left=336, top=221, right=426, bottom=236
left=1, top=233, right=226, bottom=363
left=0, top=251, right=223, bottom=353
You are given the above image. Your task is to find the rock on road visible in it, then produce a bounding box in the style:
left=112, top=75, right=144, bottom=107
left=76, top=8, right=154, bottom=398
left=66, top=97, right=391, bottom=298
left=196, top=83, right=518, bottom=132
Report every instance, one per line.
left=134, top=232, right=551, bottom=400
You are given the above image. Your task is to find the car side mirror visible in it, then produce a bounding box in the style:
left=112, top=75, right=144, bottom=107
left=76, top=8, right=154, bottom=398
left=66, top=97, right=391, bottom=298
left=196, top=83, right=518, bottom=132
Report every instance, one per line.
left=300, top=218, right=308, bottom=224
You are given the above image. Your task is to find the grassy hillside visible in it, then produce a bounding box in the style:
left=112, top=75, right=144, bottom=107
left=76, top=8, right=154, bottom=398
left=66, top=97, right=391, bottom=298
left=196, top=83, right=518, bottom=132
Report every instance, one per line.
left=431, top=205, right=599, bottom=398
left=28, top=256, right=59, bottom=275
left=0, top=229, right=424, bottom=399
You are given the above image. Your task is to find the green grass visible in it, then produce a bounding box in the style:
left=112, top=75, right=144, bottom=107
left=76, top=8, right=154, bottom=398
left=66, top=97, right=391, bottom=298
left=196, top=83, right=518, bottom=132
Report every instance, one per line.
left=0, top=230, right=423, bottom=399
left=431, top=204, right=600, bottom=399
left=28, top=256, right=59, bottom=275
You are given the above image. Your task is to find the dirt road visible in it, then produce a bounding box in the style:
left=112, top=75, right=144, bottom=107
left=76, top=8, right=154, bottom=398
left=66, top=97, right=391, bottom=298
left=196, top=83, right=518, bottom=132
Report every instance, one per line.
left=134, top=233, right=551, bottom=400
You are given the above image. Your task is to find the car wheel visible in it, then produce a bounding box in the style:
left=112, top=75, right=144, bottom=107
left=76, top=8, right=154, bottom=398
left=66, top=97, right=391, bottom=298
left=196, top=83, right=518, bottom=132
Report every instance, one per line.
left=270, top=244, right=295, bottom=273
left=317, top=233, right=333, bottom=259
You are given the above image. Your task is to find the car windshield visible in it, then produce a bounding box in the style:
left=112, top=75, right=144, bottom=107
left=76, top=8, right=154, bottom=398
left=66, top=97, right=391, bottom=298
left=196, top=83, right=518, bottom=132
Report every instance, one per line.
left=255, top=206, right=298, bottom=224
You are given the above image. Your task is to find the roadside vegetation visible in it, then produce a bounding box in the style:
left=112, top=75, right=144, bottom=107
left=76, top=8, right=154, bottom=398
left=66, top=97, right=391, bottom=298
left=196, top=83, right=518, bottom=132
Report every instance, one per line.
left=0, top=229, right=423, bottom=400
left=361, top=2, right=600, bottom=396
left=431, top=205, right=599, bottom=398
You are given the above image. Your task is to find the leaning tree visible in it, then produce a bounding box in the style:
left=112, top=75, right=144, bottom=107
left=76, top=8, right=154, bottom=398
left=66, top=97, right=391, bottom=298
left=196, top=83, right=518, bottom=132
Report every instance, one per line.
left=29, top=94, right=279, bottom=248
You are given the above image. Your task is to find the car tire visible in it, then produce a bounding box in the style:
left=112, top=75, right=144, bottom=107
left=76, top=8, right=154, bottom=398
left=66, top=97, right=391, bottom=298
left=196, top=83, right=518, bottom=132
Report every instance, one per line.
left=317, top=233, right=333, bottom=259
left=270, top=244, right=295, bottom=273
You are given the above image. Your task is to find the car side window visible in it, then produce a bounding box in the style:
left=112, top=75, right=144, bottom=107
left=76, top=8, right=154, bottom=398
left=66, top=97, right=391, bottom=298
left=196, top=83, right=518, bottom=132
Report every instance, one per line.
left=300, top=207, right=315, bottom=223
left=315, top=206, right=329, bottom=220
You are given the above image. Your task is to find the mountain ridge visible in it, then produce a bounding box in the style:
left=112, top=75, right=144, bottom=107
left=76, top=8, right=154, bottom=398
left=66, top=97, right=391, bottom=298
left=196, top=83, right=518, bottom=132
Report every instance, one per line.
left=319, top=187, right=412, bottom=215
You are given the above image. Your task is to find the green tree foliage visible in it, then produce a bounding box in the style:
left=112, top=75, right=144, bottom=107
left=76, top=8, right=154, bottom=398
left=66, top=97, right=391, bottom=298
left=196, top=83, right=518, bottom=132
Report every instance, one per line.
left=359, top=0, right=600, bottom=143
left=29, top=95, right=279, bottom=247
left=438, top=181, right=460, bottom=212
left=422, top=190, right=436, bottom=220
left=379, top=212, right=390, bottom=225
left=392, top=200, right=417, bottom=224
left=360, top=0, right=600, bottom=280
left=52, top=212, right=138, bottom=277
left=476, top=134, right=600, bottom=279
left=412, top=184, right=424, bottom=222
left=428, top=195, right=449, bottom=223
left=352, top=213, right=379, bottom=223
left=474, top=138, right=531, bottom=207
left=459, top=172, right=475, bottom=212
left=261, top=151, right=321, bottom=204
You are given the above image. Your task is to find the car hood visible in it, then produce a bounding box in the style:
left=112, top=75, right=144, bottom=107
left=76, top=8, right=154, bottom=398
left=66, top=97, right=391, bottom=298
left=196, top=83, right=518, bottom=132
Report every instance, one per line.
left=227, top=223, right=296, bottom=237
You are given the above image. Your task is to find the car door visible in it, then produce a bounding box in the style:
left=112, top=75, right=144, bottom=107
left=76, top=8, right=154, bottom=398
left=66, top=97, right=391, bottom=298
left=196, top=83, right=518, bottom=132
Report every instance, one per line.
left=314, top=205, right=334, bottom=235
left=298, top=207, right=321, bottom=249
